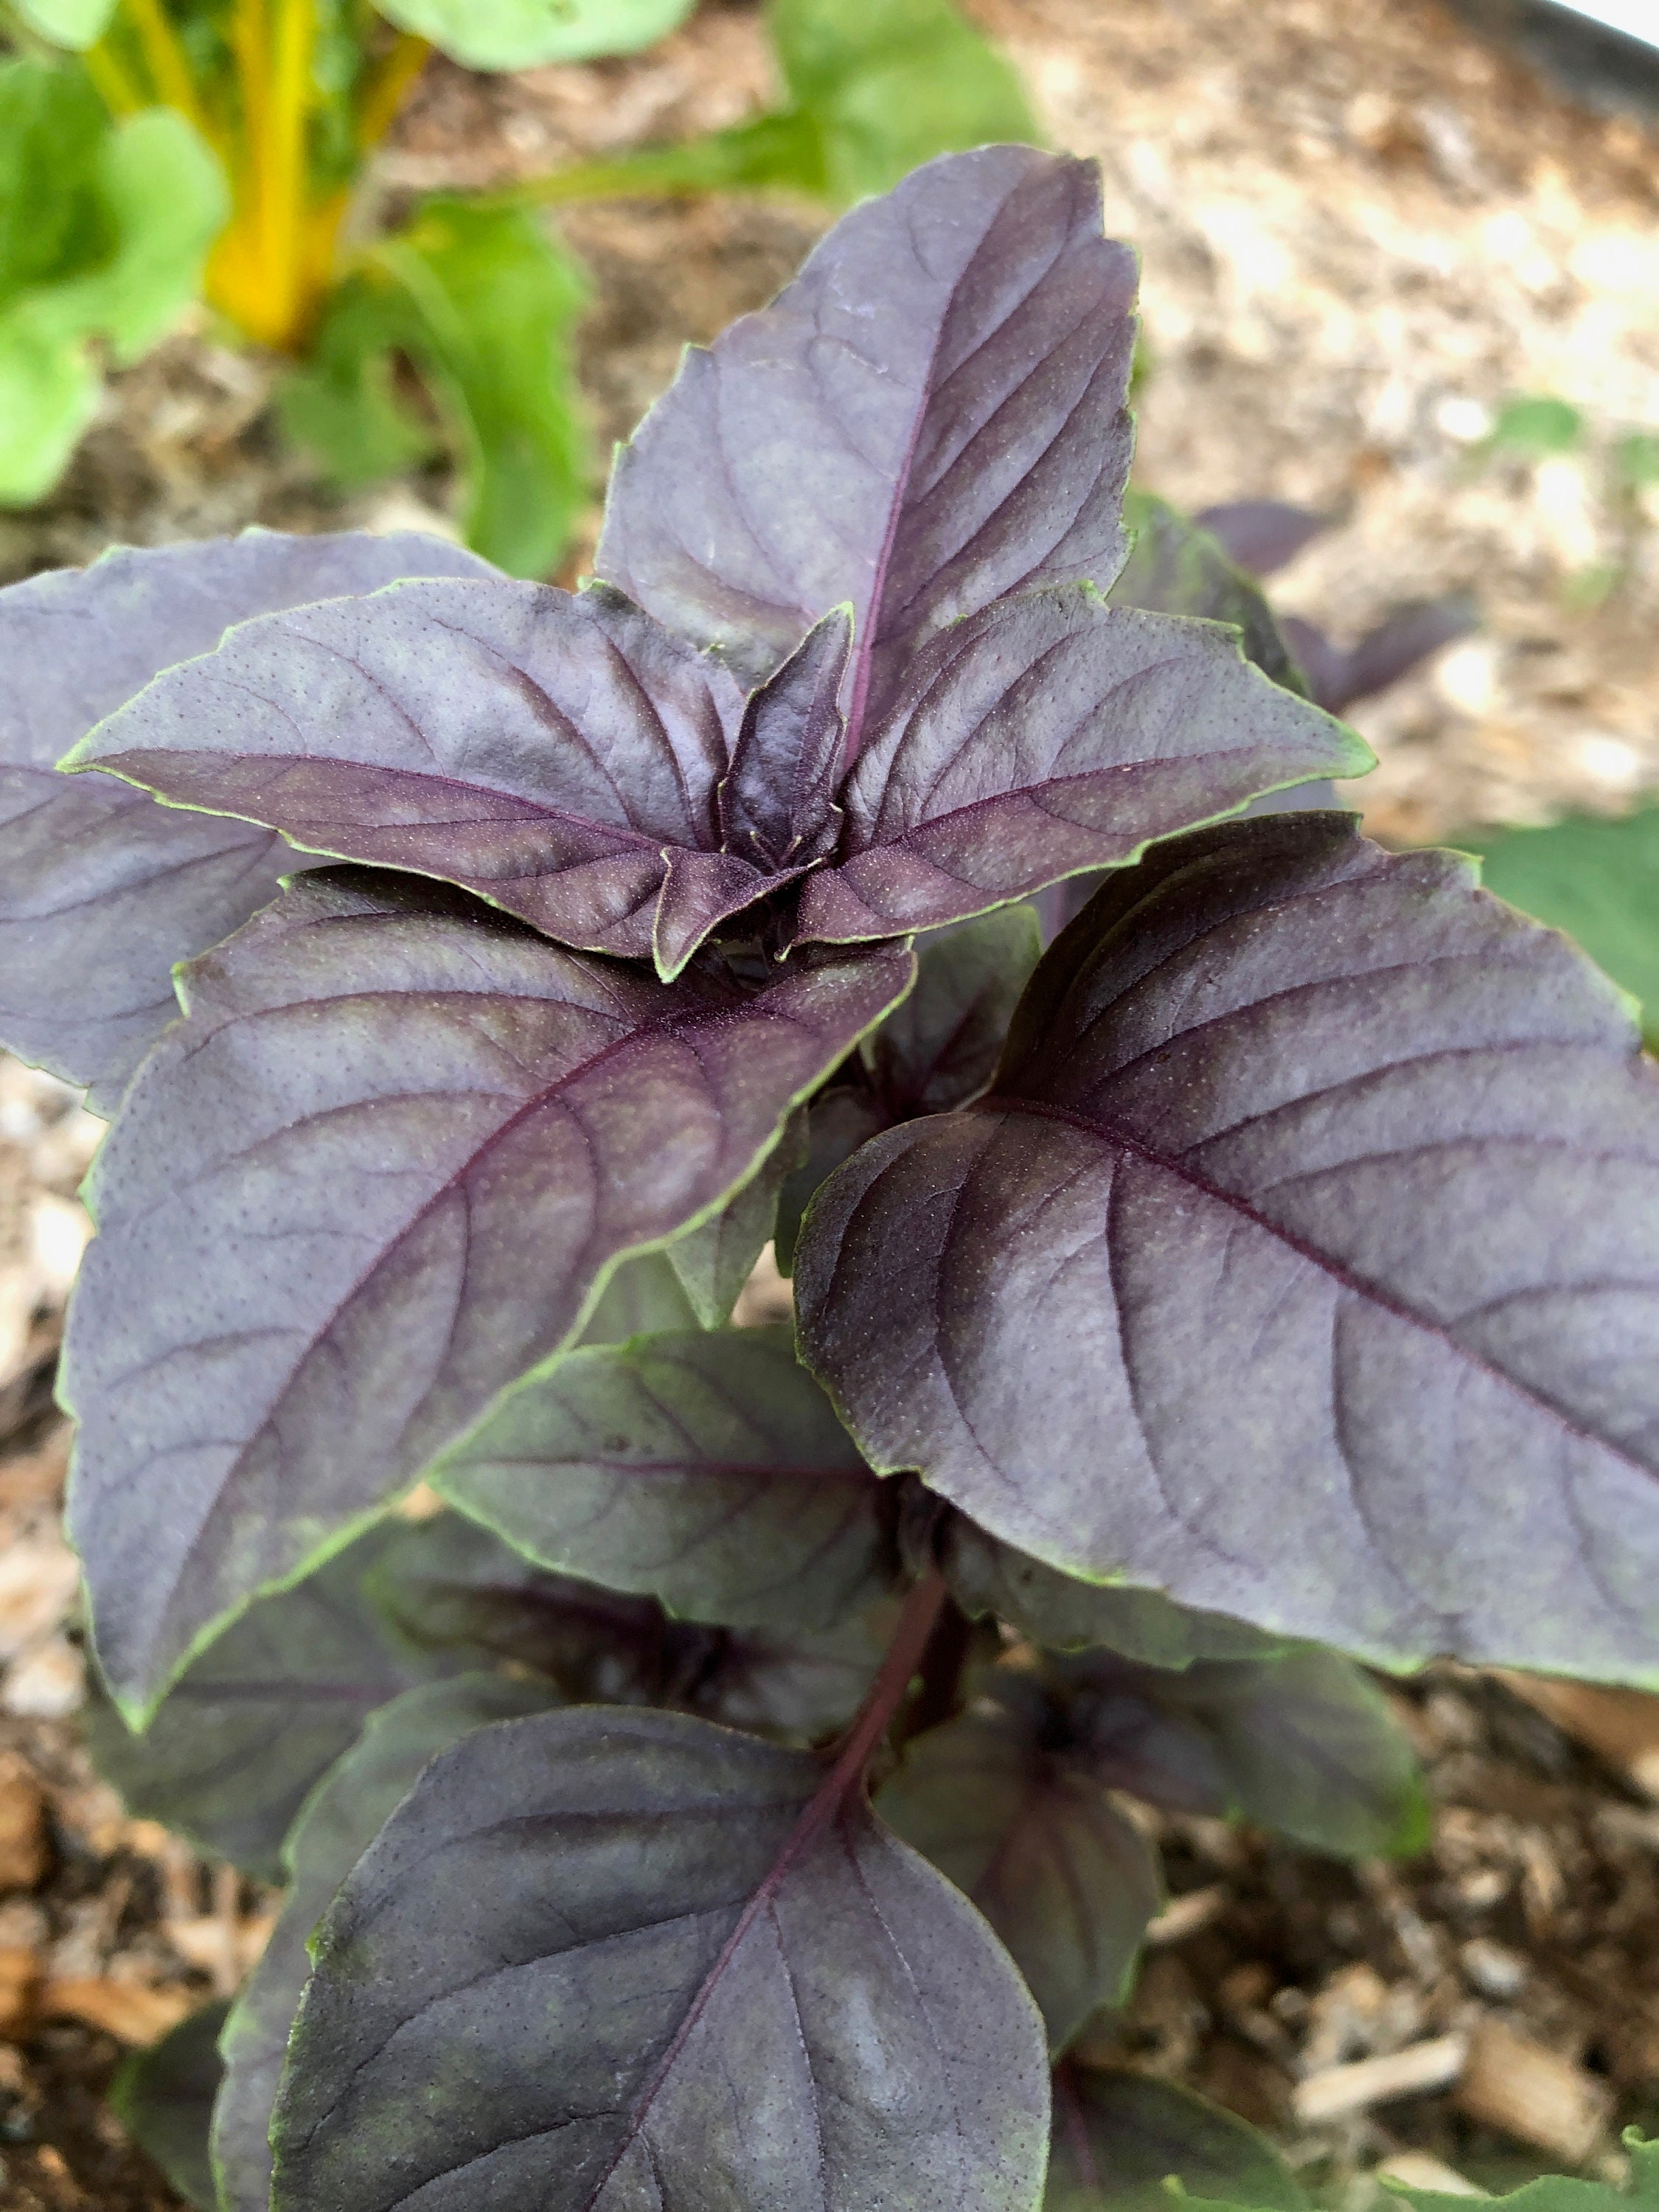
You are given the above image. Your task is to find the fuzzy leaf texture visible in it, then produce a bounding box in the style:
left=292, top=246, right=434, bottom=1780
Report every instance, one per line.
left=268, top=1705, right=1050, bottom=2211
left=0, top=528, right=493, bottom=1108
left=432, top=1324, right=894, bottom=1631
left=798, top=812, right=1659, bottom=1683
left=63, top=867, right=912, bottom=1716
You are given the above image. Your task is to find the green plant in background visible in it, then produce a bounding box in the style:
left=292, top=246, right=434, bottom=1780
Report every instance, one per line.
left=0, top=0, right=1037, bottom=571
left=1456, top=806, right=1659, bottom=1051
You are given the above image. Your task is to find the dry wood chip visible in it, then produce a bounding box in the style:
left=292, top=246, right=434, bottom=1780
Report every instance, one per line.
left=0, top=1942, right=40, bottom=2037
left=1454, top=2018, right=1614, bottom=2163
left=0, top=1751, right=47, bottom=1890
left=1293, top=2032, right=1470, bottom=2124
left=1145, top=1885, right=1230, bottom=1944
left=1377, top=2152, right=1486, bottom=2196
left=1498, top=1674, right=1659, bottom=1801
left=39, top=1978, right=196, bottom=2046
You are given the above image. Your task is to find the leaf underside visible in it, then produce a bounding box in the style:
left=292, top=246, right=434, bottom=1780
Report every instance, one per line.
left=798, top=813, right=1659, bottom=1683
left=268, top=1706, right=1050, bottom=2211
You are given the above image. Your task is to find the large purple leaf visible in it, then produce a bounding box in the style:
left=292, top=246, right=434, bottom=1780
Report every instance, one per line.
left=793, top=589, right=1370, bottom=945
left=434, top=1325, right=893, bottom=1631
left=797, top=814, right=1659, bottom=1684
left=877, top=1674, right=1162, bottom=2051
left=268, top=1706, right=1050, bottom=2211
left=597, top=145, right=1139, bottom=736
left=0, top=528, right=493, bottom=1110
left=66, top=577, right=747, bottom=966
left=63, top=868, right=914, bottom=1718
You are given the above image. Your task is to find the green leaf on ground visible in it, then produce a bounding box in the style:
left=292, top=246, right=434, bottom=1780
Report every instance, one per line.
left=372, top=0, right=695, bottom=70
left=1460, top=807, right=1659, bottom=1045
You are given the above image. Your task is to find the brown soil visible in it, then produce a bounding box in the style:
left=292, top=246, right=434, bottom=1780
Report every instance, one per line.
left=2, top=0, right=1659, bottom=2202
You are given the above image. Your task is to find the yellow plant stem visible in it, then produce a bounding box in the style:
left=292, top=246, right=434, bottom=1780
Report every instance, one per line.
left=204, top=0, right=323, bottom=352
left=356, top=30, right=431, bottom=153
left=123, top=0, right=212, bottom=139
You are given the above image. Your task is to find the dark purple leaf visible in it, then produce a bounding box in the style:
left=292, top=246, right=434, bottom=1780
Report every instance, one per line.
left=718, top=605, right=851, bottom=871
left=797, top=813, right=1659, bottom=1684
left=434, top=1324, right=894, bottom=1631
left=1340, top=596, right=1478, bottom=707
left=597, top=145, right=1138, bottom=739
left=694, top=1601, right=894, bottom=1742
left=1110, top=492, right=1308, bottom=696
left=652, top=846, right=776, bottom=980
left=1192, top=501, right=1329, bottom=580
left=268, top=1706, right=1050, bottom=2211
left=66, top=577, right=747, bottom=967
left=108, top=1999, right=229, bottom=2212
left=937, top=1512, right=1290, bottom=1669
left=877, top=1672, right=1163, bottom=2050
left=775, top=1085, right=891, bottom=1274
left=1046, top=2067, right=1309, bottom=2212
left=1058, top=1645, right=1428, bottom=1857
left=659, top=1105, right=806, bottom=1322
left=63, top=868, right=914, bottom=1718
left=869, top=904, right=1044, bottom=1116
left=793, top=588, right=1369, bottom=944
left=80, top=1523, right=481, bottom=1881
left=215, top=1672, right=561, bottom=2212
left=0, top=528, right=492, bottom=1110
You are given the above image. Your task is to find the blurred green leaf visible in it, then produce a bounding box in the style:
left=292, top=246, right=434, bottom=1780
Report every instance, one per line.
left=288, top=198, right=588, bottom=575
left=519, top=0, right=1039, bottom=209
left=12, top=0, right=116, bottom=46
left=1614, top=431, right=1659, bottom=492
left=1489, top=393, right=1585, bottom=458
left=0, top=75, right=226, bottom=506
left=372, top=0, right=695, bottom=70
left=1459, top=806, right=1659, bottom=1045
left=1188, top=2129, right=1659, bottom=2212
left=769, top=0, right=1040, bottom=201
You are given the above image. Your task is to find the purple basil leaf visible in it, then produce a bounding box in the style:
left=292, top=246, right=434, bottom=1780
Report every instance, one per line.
left=938, top=1512, right=1290, bottom=1668
left=661, top=1105, right=807, bottom=1324
left=798, top=813, right=1659, bottom=1684
left=1110, top=491, right=1309, bottom=698
left=1046, top=2068, right=1310, bottom=2212
left=652, top=845, right=777, bottom=980
left=80, top=1521, right=481, bottom=1881
left=877, top=1674, right=1163, bottom=2051
left=0, top=528, right=493, bottom=1111
left=795, top=587, right=1371, bottom=945
left=1274, top=615, right=1350, bottom=713
left=774, top=1083, right=891, bottom=1274
left=268, top=1706, right=1050, bottom=2211
left=578, top=1249, right=703, bottom=1343
left=434, top=1324, right=892, bottom=1631
left=66, top=577, right=747, bottom=967
left=63, top=868, right=914, bottom=1719
left=869, top=904, right=1045, bottom=1116
left=597, top=145, right=1138, bottom=737
left=1192, top=500, right=1329, bottom=580
left=694, top=1600, right=895, bottom=1742
left=718, top=605, right=851, bottom=871
left=215, top=1672, right=562, bottom=2212
left=1340, top=595, right=1479, bottom=709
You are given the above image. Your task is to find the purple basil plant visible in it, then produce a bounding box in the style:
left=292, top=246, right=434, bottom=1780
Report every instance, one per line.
left=3, top=147, right=1658, bottom=2212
